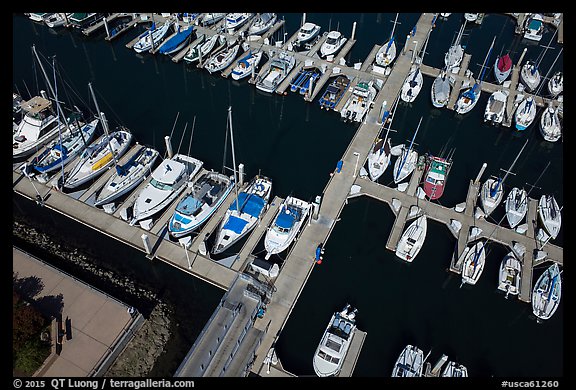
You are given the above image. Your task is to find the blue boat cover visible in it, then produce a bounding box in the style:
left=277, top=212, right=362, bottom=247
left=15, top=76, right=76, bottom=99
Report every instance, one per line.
left=176, top=195, right=202, bottom=215
left=275, top=205, right=300, bottom=229
left=229, top=192, right=265, bottom=218
left=223, top=215, right=250, bottom=234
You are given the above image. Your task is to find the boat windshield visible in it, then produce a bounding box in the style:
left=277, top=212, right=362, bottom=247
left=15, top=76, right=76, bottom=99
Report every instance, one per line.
left=150, top=178, right=173, bottom=191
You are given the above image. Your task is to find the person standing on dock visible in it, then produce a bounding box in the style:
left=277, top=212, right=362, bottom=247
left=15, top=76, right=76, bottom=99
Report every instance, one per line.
left=315, top=243, right=325, bottom=264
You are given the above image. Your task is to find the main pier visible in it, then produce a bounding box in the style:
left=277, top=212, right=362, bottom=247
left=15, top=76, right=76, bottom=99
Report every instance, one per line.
left=13, top=12, right=563, bottom=377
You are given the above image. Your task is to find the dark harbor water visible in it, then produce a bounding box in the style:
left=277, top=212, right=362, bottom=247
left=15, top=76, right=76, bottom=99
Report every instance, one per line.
left=13, top=13, right=563, bottom=378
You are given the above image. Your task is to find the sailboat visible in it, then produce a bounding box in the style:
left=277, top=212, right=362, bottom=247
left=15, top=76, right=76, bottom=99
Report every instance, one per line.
left=366, top=97, right=398, bottom=181
left=93, top=145, right=160, bottom=207
left=158, top=24, right=194, bottom=55
left=505, top=187, right=528, bottom=229
left=183, top=34, right=225, bottom=64
left=532, top=262, right=562, bottom=321
left=395, top=215, right=427, bottom=262
left=400, top=30, right=429, bottom=103
left=441, top=361, right=468, bottom=377
left=431, top=69, right=451, bottom=108
left=133, top=20, right=172, bottom=53
left=498, top=251, right=522, bottom=297
left=539, top=103, right=562, bottom=142
left=263, top=195, right=312, bottom=259
left=461, top=240, right=486, bottom=286
left=225, top=13, right=253, bottom=34
left=445, top=21, right=466, bottom=73
left=520, top=28, right=557, bottom=92
left=391, top=345, right=425, bottom=377
left=248, top=13, right=277, bottom=36
left=493, top=52, right=512, bottom=84
left=230, top=48, right=264, bottom=81
left=454, top=36, right=495, bottom=115
left=375, top=13, right=399, bottom=68
left=547, top=71, right=563, bottom=98
left=204, top=42, right=241, bottom=73
left=63, top=83, right=133, bottom=190
left=514, top=96, right=537, bottom=131
left=537, top=194, right=561, bottom=240
left=393, top=117, right=422, bottom=184
left=480, top=138, right=528, bottom=217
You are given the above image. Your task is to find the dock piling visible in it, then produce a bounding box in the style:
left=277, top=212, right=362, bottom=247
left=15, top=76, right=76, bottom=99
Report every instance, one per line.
left=164, top=135, right=173, bottom=158
left=475, top=163, right=487, bottom=184
left=351, top=22, right=357, bottom=41
left=238, top=163, right=244, bottom=186
left=141, top=234, right=152, bottom=255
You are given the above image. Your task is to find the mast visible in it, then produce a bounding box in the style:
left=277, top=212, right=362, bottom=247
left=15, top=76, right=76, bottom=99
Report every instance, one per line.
left=478, top=36, right=496, bottom=84
left=88, top=82, right=119, bottom=171
left=395, top=117, right=422, bottom=180
left=228, top=106, right=240, bottom=214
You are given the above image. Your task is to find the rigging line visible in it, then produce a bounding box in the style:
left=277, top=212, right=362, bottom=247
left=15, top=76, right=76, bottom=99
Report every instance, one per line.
left=187, top=116, right=196, bottom=159
left=176, top=122, right=188, bottom=156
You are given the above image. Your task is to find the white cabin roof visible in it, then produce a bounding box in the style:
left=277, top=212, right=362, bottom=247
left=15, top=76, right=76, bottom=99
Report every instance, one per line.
left=152, top=158, right=186, bottom=184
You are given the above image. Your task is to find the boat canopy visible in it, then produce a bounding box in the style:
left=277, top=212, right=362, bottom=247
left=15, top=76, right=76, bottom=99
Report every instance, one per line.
left=276, top=205, right=301, bottom=229
left=175, top=196, right=203, bottom=216
left=229, top=192, right=265, bottom=218
left=223, top=215, right=249, bottom=234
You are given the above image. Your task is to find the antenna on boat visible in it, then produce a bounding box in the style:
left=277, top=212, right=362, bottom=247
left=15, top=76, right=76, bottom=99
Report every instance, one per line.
left=88, top=82, right=120, bottom=172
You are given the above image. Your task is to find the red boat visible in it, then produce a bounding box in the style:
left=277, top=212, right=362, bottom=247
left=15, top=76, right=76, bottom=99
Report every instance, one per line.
left=423, top=155, right=452, bottom=200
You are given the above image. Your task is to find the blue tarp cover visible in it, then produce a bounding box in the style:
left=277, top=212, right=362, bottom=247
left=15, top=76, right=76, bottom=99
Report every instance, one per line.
left=229, top=192, right=265, bottom=218
left=223, top=215, right=250, bottom=234
left=276, top=206, right=300, bottom=229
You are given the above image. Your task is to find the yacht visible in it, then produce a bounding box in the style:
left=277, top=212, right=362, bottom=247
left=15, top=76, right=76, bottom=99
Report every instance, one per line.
left=423, top=154, right=452, bottom=201
left=395, top=215, right=427, bottom=262
left=295, top=22, right=321, bottom=47
left=248, top=13, right=277, bottom=36
left=524, top=13, right=545, bottom=42
left=313, top=304, right=357, bottom=377
left=168, top=171, right=235, bottom=238
left=340, top=80, right=377, bottom=123
left=520, top=60, right=540, bottom=92
left=230, top=49, right=264, bottom=81
left=225, top=13, right=253, bottom=34
left=484, top=90, right=509, bottom=125
left=131, top=154, right=204, bottom=226
left=547, top=71, right=563, bottom=97
left=200, top=13, right=225, bottom=27
left=133, top=21, right=172, bottom=53
left=255, top=52, right=296, bottom=93
left=204, top=42, right=240, bottom=74
left=320, top=31, right=347, bottom=59
left=318, top=75, right=351, bottom=110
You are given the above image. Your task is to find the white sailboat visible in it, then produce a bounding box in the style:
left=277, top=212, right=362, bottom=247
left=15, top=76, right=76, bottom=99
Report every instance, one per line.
left=133, top=21, right=172, bottom=53
left=539, top=103, right=562, bottom=142
left=395, top=214, right=427, bottom=262
left=441, top=361, right=468, bottom=377
left=537, top=194, right=561, bottom=240
left=204, top=42, right=240, bottom=73
left=366, top=96, right=398, bottom=181
left=248, top=13, right=277, bottom=36
left=493, top=52, right=513, bottom=84
left=93, top=146, right=160, bottom=207
left=514, top=96, right=536, bottom=131
left=183, top=34, right=225, bottom=64
left=264, top=196, right=312, bottom=259
left=520, top=29, right=557, bottom=92
left=498, top=251, right=522, bottom=297
left=445, top=21, right=466, bottom=73
left=461, top=240, right=486, bottom=286
left=391, top=344, right=425, bottom=377
left=480, top=138, right=528, bottom=217
left=401, top=65, right=423, bottom=103
left=505, top=187, right=528, bottom=229
left=375, top=13, right=399, bottom=68
left=547, top=71, right=563, bottom=97
left=313, top=304, right=357, bottom=377
left=431, top=69, right=451, bottom=108
left=225, top=13, right=253, bottom=34
left=532, top=262, right=562, bottom=321
left=230, top=49, right=263, bottom=81
left=454, top=36, right=495, bottom=115
left=393, top=117, right=422, bottom=184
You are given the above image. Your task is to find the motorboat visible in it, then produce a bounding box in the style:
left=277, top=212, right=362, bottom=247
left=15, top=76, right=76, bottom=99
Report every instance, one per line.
left=318, top=75, right=351, bottom=110
left=401, top=65, right=423, bottom=103
left=211, top=174, right=273, bottom=255
left=320, top=31, right=347, bottom=59
left=505, top=187, right=528, bottom=229
left=131, top=153, right=204, bottom=226
left=133, top=21, right=172, bottom=53
left=204, top=42, right=240, bottom=73
left=494, top=53, right=512, bottom=84
left=13, top=95, right=64, bottom=160
left=340, top=80, right=377, bottom=123
left=539, top=103, right=562, bottom=142
left=524, top=13, right=545, bottom=42
left=532, top=262, right=562, bottom=321
left=423, top=154, right=453, bottom=200
left=538, top=194, right=561, bottom=240
left=248, top=13, right=277, bottom=36
left=168, top=171, right=235, bottom=238
left=441, top=361, right=468, bottom=377
left=264, top=196, right=312, bottom=259
left=28, top=13, right=50, bottom=23
left=313, top=304, right=357, bottom=377
left=28, top=117, right=99, bottom=176
left=520, top=60, right=540, bottom=92
left=230, top=49, right=263, bottom=81
left=461, top=240, right=486, bottom=286
left=514, top=96, right=536, bottom=131
left=391, top=344, right=425, bottom=377
left=484, top=89, right=509, bottom=125
left=158, top=25, right=194, bottom=55
left=295, top=22, right=321, bottom=47
left=184, top=34, right=225, bottom=64
left=464, top=13, right=479, bottom=22
left=498, top=251, right=522, bottom=297
left=44, top=13, right=72, bottom=28
left=395, top=215, right=427, bottom=262
left=225, top=13, right=253, bottom=34
left=93, top=146, right=160, bottom=207
left=431, top=70, right=451, bottom=108
left=255, top=51, right=296, bottom=93
left=547, top=71, right=563, bottom=97
left=68, top=13, right=102, bottom=29
left=63, top=128, right=132, bottom=189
